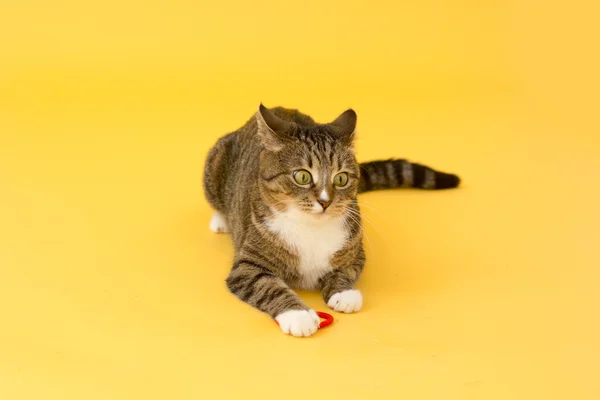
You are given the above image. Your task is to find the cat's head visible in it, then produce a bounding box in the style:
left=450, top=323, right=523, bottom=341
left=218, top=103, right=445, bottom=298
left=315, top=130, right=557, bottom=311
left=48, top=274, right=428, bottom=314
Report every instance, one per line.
left=256, top=104, right=359, bottom=220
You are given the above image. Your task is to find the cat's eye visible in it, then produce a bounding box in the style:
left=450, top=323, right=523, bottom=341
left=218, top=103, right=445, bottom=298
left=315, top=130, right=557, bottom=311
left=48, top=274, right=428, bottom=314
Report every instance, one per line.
left=293, top=169, right=313, bottom=185
left=333, top=172, right=349, bottom=187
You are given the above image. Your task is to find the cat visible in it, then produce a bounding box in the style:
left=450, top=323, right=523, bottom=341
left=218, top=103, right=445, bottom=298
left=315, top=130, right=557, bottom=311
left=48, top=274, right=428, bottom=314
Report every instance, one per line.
left=203, top=105, right=460, bottom=337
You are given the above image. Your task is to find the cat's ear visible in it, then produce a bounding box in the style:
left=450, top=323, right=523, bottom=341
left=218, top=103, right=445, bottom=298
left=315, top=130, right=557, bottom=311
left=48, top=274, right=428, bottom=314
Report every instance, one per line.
left=330, top=109, right=357, bottom=139
left=256, top=104, right=291, bottom=151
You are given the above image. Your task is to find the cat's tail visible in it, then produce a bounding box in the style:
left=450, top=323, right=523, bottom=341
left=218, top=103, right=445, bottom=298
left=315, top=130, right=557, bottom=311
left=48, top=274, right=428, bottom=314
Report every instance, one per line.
left=358, top=159, right=460, bottom=194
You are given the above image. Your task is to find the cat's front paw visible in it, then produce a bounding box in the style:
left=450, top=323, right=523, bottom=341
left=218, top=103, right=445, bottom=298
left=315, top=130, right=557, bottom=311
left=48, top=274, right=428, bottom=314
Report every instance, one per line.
left=275, top=309, right=320, bottom=337
left=327, top=289, right=363, bottom=313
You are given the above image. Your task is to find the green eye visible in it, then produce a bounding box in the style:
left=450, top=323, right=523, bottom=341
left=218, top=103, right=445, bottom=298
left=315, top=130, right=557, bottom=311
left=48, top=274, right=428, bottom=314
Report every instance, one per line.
left=293, top=169, right=312, bottom=185
left=333, top=172, right=349, bottom=187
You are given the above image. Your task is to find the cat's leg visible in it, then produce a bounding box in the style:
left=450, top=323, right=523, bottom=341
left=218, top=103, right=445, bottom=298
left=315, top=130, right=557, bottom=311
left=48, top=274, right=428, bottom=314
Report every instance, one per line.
left=320, top=261, right=365, bottom=314
left=226, top=259, right=320, bottom=337
left=209, top=212, right=230, bottom=233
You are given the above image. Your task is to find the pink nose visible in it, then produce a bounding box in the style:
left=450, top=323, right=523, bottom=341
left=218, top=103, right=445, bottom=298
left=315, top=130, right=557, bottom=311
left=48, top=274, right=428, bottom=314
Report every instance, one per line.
left=318, top=199, right=331, bottom=210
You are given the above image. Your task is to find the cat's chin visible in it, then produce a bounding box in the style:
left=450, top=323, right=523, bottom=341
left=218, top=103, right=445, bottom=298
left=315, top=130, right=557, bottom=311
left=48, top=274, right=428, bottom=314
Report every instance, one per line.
left=305, top=209, right=340, bottom=222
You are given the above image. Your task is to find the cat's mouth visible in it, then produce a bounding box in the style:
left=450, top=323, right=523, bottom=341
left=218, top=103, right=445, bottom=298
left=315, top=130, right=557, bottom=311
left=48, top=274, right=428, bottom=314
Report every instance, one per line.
left=305, top=202, right=343, bottom=219
left=289, top=200, right=346, bottom=219
left=310, top=202, right=330, bottom=215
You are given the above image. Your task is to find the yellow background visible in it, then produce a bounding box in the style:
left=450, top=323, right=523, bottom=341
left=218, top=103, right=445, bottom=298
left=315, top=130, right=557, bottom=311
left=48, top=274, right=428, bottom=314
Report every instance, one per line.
left=1, top=1, right=599, bottom=399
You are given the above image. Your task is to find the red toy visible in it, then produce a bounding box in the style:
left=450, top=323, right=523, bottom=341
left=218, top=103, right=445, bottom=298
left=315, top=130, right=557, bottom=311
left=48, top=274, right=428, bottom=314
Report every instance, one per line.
left=315, top=311, right=334, bottom=329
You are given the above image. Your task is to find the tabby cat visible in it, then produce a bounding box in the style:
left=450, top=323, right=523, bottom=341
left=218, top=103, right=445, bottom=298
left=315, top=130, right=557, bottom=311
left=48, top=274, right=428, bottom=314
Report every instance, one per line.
left=203, top=105, right=459, bottom=337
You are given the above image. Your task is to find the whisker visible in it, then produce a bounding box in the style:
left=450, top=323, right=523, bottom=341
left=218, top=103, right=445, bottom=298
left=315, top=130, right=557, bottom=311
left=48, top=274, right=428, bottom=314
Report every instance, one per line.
left=343, top=211, right=373, bottom=253
left=352, top=199, right=387, bottom=219
left=343, top=207, right=391, bottom=250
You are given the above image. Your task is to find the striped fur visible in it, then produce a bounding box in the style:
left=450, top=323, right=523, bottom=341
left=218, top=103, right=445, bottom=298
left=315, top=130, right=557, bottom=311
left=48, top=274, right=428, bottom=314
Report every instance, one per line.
left=203, top=105, right=460, bottom=337
left=358, top=159, right=460, bottom=193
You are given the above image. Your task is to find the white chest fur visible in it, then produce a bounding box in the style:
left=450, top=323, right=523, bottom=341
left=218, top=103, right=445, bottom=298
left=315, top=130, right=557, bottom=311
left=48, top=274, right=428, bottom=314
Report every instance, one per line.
left=267, top=208, right=348, bottom=290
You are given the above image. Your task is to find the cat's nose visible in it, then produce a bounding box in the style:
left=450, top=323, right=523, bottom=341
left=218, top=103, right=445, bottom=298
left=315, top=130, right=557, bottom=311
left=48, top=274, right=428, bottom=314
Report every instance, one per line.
left=317, top=199, right=332, bottom=211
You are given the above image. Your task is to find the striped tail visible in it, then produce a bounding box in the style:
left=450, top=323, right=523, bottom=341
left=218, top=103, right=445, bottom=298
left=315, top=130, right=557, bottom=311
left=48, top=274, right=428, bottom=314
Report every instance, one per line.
left=358, top=159, right=460, bottom=194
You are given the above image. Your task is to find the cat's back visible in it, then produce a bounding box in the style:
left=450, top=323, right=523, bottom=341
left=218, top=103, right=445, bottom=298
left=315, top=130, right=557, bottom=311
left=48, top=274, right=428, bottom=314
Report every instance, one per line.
left=203, top=113, right=258, bottom=214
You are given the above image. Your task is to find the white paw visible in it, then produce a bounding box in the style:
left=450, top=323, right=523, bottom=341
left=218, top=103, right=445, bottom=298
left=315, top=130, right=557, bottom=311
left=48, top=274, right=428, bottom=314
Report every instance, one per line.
left=275, top=309, right=320, bottom=337
left=209, top=212, right=230, bottom=233
left=327, top=289, right=363, bottom=313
